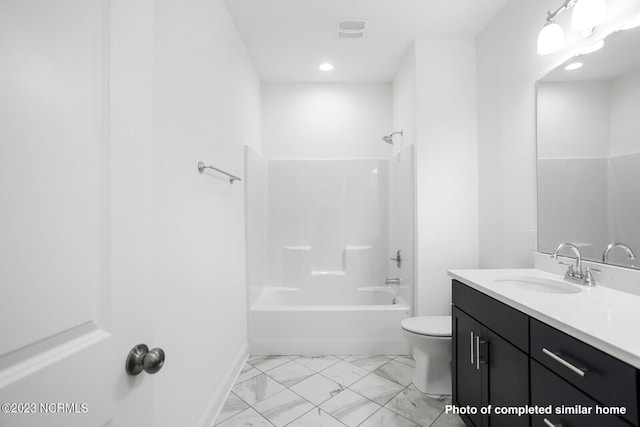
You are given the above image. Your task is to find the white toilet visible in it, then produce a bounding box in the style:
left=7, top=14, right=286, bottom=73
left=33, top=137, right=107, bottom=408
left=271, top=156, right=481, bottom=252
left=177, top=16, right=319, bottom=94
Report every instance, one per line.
left=401, top=316, right=452, bottom=395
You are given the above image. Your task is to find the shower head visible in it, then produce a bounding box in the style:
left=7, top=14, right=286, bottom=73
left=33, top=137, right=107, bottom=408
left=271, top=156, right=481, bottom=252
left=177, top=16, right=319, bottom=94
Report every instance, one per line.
left=381, top=135, right=394, bottom=144
left=381, top=130, right=403, bottom=145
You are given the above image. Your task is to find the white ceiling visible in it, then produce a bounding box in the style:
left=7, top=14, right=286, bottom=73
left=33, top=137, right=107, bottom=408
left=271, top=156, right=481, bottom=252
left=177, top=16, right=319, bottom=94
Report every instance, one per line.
left=222, top=0, right=510, bottom=82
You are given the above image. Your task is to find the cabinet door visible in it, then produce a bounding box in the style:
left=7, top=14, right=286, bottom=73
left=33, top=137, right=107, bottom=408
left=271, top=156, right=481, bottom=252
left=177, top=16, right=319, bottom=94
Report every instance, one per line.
left=453, top=307, right=485, bottom=427
left=484, top=328, right=529, bottom=427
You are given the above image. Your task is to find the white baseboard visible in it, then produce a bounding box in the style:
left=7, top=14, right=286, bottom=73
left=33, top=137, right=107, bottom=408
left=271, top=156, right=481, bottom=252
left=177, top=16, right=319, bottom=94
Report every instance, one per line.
left=196, top=343, right=249, bottom=427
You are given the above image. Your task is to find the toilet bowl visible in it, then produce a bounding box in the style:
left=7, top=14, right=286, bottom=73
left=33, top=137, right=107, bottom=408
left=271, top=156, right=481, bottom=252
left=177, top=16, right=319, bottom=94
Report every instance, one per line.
left=401, top=316, right=452, bottom=395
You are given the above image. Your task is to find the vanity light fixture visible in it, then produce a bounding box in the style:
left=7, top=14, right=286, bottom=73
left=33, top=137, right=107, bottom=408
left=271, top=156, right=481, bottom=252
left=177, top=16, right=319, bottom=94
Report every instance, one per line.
left=319, top=62, right=334, bottom=71
left=537, top=0, right=607, bottom=55
left=538, top=19, right=566, bottom=55
left=565, top=61, right=584, bottom=70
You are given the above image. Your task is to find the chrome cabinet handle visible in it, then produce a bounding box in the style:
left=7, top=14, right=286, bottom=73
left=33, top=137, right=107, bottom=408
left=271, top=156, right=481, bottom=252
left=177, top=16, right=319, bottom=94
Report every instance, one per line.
left=544, top=418, right=562, bottom=427
left=470, top=332, right=475, bottom=365
left=475, top=336, right=486, bottom=370
left=542, top=347, right=586, bottom=377
left=126, top=344, right=166, bottom=375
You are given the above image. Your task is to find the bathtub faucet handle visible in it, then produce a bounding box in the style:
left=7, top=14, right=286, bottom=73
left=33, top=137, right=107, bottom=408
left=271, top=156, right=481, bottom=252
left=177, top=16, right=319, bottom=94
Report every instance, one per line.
left=385, top=278, right=401, bottom=286
left=390, top=250, right=403, bottom=268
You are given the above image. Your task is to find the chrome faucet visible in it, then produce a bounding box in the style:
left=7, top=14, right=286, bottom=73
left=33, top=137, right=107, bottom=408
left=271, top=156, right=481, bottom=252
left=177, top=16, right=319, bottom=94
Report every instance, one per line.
left=551, top=242, right=584, bottom=281
left=551, top=242, right=600, bottom=286
left=385, top=278, right=401, bottom=286
left=602, top=242, right=636, bottom=264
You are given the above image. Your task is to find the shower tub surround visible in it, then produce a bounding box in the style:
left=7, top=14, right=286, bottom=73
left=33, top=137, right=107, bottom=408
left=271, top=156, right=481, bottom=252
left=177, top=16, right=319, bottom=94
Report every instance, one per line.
left=245, top=147, right=415, bottom=355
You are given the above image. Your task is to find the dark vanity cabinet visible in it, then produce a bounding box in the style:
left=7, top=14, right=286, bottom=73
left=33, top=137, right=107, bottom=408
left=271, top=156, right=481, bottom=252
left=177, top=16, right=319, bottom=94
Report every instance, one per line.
left=452, top=280, right=529, bottom=427
left=452, top=279, right=640, bottom=427
left=453, top=308, right=486, bottom=426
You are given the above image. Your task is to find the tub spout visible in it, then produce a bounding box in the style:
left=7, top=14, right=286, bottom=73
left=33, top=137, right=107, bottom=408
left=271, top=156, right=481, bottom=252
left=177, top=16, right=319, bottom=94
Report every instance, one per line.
left=385, top=278, right=401, bottom=286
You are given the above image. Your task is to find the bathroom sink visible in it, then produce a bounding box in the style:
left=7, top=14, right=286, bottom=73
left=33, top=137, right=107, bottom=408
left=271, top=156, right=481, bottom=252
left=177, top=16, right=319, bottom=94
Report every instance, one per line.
left=492, top=275, right=582, bottom=294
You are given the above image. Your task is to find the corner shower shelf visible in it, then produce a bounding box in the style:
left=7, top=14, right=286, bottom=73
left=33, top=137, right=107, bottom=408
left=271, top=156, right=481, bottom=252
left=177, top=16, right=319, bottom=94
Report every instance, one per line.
left=285, top=245, right=373, bottom=251
left=311, top=270, right=347, bottom=276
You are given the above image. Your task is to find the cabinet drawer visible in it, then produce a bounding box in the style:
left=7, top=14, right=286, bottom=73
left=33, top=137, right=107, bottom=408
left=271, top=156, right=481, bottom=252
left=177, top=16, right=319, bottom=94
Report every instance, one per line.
left=452, top=280, right=529, bottom=353
left=531, top=319, right=638, bottom=425
left=531, top=360, right=630, bottom=427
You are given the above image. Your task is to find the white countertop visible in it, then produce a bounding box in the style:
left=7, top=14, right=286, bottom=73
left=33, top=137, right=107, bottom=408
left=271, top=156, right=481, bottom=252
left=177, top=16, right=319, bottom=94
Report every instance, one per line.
left=448, top=268, right=640, bottom=369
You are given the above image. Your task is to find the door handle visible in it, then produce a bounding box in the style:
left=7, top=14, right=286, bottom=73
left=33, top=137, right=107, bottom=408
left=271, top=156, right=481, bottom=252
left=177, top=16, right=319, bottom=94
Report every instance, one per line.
left=126, top=344, right=166, bottom=375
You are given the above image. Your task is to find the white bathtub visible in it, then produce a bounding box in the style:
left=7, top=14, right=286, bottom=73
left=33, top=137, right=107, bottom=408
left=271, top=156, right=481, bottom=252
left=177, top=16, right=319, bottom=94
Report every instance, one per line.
left=249, top=286, right=411, bottom=355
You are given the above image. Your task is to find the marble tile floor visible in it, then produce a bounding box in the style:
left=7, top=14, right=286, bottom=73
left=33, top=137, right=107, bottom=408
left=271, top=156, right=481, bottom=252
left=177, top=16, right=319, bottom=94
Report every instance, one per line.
left=214, top=355, right=465, bottom=427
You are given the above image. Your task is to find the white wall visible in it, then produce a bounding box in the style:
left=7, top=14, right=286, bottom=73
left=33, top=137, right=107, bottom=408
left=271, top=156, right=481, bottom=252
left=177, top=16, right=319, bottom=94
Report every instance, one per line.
left=392, top=44, right=418, bottom=157
left=391, top=39, right=479, bottom=316
left=476, top=0, right=640, bottom=268
left=414, top=39, right=479, bottom=316
left=151, top=0, right=260, bottom=426
left=262, top=83, right=392, bottom=159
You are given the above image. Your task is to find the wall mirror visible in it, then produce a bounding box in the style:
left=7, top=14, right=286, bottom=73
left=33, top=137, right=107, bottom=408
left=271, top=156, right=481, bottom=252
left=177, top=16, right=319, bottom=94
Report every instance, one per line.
left=536, top=24, right=640, bottom=269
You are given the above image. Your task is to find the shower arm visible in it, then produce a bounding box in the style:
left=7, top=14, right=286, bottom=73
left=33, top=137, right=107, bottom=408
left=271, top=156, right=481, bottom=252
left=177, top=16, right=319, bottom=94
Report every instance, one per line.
left=381, top=130, right=403, bottom=144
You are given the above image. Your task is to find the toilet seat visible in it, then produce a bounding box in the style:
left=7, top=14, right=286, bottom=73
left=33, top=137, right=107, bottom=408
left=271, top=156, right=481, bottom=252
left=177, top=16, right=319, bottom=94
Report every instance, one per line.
left=401, top=316, right=451, bottom=337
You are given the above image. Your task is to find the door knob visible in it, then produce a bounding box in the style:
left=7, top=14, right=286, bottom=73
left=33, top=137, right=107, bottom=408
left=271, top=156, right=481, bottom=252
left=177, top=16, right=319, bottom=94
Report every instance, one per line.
left=126, top=344, right=166, bottom=375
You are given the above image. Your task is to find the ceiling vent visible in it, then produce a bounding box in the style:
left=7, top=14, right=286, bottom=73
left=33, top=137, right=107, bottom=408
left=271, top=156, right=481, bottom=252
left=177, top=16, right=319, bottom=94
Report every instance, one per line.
left=337, top=19, right=367, bottom=38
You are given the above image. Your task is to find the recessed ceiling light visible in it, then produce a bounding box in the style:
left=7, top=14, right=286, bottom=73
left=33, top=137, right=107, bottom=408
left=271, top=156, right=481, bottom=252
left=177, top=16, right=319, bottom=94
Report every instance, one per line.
left=319, top=63, right=334, bottom=71
left=581, top=39, right=604, bottom=54
left=565, top=62, right=584, bottom=71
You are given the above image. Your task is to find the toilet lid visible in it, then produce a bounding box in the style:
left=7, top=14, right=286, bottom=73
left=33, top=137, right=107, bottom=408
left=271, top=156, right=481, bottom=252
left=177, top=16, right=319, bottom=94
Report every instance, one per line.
left=401, top=316, right=451, bottom=337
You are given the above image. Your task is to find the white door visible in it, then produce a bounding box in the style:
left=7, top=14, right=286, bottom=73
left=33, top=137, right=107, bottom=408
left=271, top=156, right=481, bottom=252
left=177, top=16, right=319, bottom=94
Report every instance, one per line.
left=0, top=1, right=156, bottom=426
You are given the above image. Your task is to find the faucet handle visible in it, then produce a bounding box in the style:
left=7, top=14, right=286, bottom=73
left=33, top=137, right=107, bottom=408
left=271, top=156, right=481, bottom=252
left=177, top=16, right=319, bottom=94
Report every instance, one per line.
left=389, top=250, right=403, bottom=268
left=583, top=267, right=600, bottom=286
left=558, top=261, right=577, bottom=278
